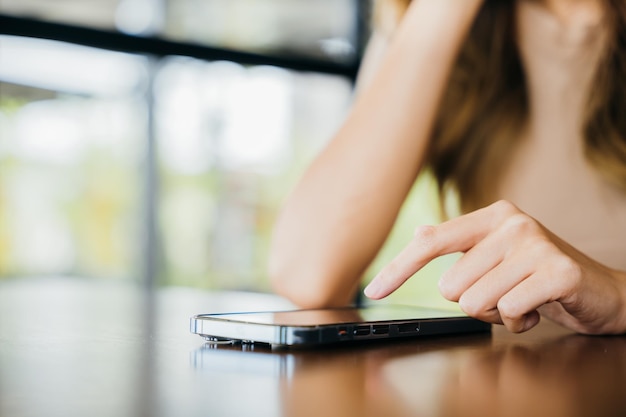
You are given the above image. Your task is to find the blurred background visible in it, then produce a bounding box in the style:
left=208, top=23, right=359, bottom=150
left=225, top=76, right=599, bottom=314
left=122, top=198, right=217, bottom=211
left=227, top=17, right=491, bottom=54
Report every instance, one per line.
left=0, top=0, right=448, bottom=304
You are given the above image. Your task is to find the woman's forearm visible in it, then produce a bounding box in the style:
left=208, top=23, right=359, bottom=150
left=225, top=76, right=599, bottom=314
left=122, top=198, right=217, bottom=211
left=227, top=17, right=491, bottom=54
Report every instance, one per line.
left=269, top=0, right=484, bottom=308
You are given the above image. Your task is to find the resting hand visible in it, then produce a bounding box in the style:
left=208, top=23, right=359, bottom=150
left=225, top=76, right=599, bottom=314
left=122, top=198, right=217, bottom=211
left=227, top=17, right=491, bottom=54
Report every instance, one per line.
left=364, top=200, right=626, bottom=334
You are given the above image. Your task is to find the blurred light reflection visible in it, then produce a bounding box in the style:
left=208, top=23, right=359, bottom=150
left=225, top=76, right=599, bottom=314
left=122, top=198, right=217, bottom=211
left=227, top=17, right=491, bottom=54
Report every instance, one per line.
left=0, top=35, right=147, bottom=96
left=156, top=58, right=292, bottom=174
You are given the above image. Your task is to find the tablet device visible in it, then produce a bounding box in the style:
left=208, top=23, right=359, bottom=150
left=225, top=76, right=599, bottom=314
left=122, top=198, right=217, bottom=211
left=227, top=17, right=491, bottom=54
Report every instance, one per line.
left=190, top=304, right=491, bottom=348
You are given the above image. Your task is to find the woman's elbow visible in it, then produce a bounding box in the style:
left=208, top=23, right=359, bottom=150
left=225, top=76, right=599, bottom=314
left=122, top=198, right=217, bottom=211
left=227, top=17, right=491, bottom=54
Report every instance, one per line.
left=268, top=254, right=356, bottom=309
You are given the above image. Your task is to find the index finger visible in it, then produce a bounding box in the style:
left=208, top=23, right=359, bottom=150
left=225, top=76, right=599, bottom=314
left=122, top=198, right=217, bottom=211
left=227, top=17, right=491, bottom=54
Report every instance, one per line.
left=364, top=201, right=513, bottom=299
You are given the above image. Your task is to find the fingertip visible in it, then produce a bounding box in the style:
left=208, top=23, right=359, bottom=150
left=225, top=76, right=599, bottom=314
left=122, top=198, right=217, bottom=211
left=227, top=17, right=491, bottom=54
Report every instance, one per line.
left=507, top=311, right=541, bottom=333
left=364, top=279, right=383, bottom=299
left=521, top=311, right=541, bottom=332
left=437, top=276, right=450, bottom=299
left=437, top=275, right=459, bottom=302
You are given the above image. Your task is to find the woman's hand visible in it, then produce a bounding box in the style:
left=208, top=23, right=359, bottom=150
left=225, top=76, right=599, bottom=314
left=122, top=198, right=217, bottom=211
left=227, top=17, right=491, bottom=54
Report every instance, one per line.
left=364, top=200, right=626, bottom=335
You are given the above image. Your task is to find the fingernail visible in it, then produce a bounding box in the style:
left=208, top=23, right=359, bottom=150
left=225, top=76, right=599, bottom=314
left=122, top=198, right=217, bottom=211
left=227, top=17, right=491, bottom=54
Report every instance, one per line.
left=364, top=278, right=382, bottom=299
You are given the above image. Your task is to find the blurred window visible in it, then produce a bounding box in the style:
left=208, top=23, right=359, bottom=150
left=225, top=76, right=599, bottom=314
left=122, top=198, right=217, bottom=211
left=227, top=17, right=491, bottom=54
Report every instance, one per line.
left=154, top=57, right=352, bottom=289
left=0, top=2, right=366, bottom=290
left=0, top=36, right=147, bottom=279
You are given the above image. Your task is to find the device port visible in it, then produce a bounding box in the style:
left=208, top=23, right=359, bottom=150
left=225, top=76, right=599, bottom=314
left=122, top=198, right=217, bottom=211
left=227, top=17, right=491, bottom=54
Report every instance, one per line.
left=354, top=325, right=370, bottom=336
left=372, top=325, right=389, bottom=335
left=397, top=323, right=420, bottom=333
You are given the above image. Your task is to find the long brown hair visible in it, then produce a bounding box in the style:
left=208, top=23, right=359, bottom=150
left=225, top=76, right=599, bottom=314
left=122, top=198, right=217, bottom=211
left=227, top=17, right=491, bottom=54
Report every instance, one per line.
left=375, top=0, right=626, bottom=214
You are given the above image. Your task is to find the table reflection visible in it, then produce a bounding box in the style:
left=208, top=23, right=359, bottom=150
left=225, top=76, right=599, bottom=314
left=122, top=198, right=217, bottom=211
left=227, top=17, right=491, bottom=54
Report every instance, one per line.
left=192, top=330, right=626, bottom=417
left=192, top=334, right=492, bottom=417
left=383, top=334, right=626, bottom=417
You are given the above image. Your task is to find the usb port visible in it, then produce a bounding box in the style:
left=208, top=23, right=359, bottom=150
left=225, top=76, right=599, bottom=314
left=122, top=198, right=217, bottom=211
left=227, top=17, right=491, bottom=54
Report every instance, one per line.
left=372, top=325, right=389, bottom=335
left=354, top=325, right=370, bottom=336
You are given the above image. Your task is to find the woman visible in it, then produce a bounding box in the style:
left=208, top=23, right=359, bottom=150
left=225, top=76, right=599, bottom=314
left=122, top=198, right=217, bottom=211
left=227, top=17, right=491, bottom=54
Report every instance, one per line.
left=268, top=0, right=626, bottom=334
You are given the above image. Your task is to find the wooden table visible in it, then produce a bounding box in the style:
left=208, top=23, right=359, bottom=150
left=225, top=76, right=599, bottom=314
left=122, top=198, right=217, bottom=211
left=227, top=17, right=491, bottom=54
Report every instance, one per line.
left=1, top=278, right=625, bottom=417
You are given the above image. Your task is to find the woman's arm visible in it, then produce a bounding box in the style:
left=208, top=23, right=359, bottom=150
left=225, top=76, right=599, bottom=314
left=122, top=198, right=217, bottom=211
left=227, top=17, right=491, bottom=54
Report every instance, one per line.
left=268, top=0, right=484, bottom=308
